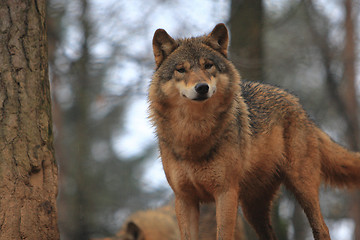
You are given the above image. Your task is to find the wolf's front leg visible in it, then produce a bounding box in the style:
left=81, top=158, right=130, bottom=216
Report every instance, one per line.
left=215, top=189, right=239, bottom=240
left=175, top=196, right=200, bottom=240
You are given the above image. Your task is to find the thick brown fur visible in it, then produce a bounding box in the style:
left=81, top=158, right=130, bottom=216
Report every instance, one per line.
left=148, top=23, right=360, bottom=240
left=92, top=203, right=246, bottom=240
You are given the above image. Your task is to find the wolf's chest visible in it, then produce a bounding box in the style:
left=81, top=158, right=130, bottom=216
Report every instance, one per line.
left=172, top=161, right=227, bottom=202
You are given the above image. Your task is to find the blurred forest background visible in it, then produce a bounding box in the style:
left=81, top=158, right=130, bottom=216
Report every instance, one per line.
left=46, top=0, right=360, bottom=239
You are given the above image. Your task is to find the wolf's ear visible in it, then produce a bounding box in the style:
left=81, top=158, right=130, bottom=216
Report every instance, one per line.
left=152, top=29, right=177, bottom=68
left=126, top=221, right=143, bottom=240
left=206, top=23, right=229, bottom=57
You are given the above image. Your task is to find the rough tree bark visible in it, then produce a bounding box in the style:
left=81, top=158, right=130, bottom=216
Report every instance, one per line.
left=0, top=1, right=59, bottom=239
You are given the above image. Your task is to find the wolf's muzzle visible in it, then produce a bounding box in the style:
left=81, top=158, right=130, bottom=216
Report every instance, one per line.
left=179, top=82, right=216, bottom=101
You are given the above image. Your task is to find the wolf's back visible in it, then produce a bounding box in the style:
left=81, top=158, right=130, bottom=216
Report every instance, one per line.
left=241, top=81, right=360, bottom=188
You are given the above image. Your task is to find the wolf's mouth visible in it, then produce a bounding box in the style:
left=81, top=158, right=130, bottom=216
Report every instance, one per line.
left=193, top=95, right=208, bottom=101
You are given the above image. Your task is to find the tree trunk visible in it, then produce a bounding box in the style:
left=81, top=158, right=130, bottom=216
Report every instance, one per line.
left=343, top=0, right=360, bottom=238
left=229, top=1, right=289, bottom=239
left=229, top=0, right=264, bottom=81
left=293, top=202, right=307, bottom=240
left=343, top=0, right=359, bottom=150
left=0, top=1, right=59, bottom=239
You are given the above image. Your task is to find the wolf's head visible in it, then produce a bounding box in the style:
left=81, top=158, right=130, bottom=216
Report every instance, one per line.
left=151, top=24, right=235, bottom=102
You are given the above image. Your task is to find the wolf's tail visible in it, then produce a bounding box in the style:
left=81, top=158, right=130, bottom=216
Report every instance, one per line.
left=319, top=129, right=360, bottom=188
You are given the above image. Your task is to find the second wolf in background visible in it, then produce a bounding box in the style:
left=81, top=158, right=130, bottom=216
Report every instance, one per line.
left=93, top=203, right=245, bottom=240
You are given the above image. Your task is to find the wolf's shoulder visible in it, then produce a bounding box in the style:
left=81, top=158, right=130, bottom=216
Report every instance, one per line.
left=240, top=80, right=302, bottom=108
left=239, top=81, right=308, bottom=134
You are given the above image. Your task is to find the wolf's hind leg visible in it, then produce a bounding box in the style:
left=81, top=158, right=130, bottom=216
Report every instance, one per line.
left=240, top=181, right=280, bottom=240
left=284, top=170, right=330, bottom=240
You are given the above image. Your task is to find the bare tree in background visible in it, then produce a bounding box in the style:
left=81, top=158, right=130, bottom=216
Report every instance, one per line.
left=48, top=0, right=162, bottom=239
left=229, top=1, right=289, bottom=239
left=304, top=0, right=360, bottom=238
left=343, top=0, right=360, bottom=238
left=0, top=1, right=59, bottom=239
left=229, top=0, right=264, bottom=82
left=343, top=0, right=359, bottom=151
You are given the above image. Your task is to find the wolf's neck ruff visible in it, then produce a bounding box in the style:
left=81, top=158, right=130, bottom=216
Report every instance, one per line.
left=149, top=64, right=247, bottom=162
left=151, top=79, right=244, bottom=161
left=149, top=23, right=249, bottom=161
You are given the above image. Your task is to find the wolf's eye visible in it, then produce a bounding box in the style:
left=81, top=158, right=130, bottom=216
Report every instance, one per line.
left=205, top=63, right=213, bottom=69
left=176, top=67, right=186, bottom=73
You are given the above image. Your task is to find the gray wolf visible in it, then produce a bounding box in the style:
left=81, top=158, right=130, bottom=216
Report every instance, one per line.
left=148, top=23, right=360, bottom=240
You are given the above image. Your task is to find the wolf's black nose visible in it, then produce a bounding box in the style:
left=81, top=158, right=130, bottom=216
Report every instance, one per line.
left=195, top=83, right=209, bottom=94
